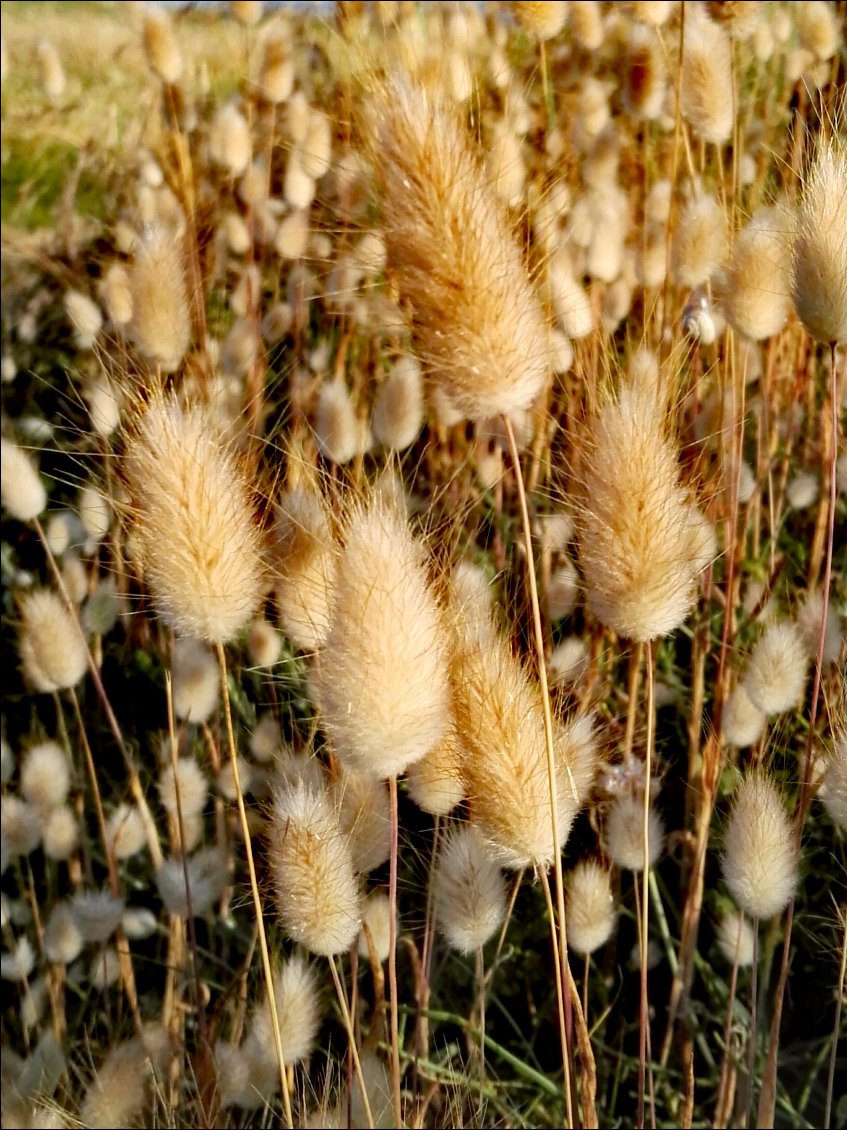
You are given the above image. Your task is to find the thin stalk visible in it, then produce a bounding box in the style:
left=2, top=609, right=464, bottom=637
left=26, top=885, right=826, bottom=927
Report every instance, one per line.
left=328, top=953, right=376, bottom=1130
left=214, top=641, right=293, bottom=1130
left=823, top=904, right=847, bottom=1130
left=33, top=516, right=163, bottom=868
left=504, top=414, right=575, bottom=1129
left=388, top=774, right=403, bottom=1128
left=638, top=639, right=655, bottom=1130
left=714, top=917, right=744, bottom=1128
left=758, top=343, right=841, bottom=1128
left=742, top=919, right=759, bottom=1129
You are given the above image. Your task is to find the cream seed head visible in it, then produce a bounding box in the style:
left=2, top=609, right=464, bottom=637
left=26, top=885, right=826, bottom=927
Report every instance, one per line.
left=274, top=486, right=337, bottom=652
left=19, top=588, right=88, bottom=694
left=606, top=794, right=665, bottom=871
left=123, top=392, right=265, bottom=642
left=680, top=4, right=734, bottom=145
left=715, top=907, right=756, bottom=966
left=331, top=767, right=391, bottom=875
left=405, top=722, right=466, bottom=816
left=172, top=638, right=220, bottom=723
left=371, top=355, right=425, bottom=451
left=722, top=682, right=767, bottom=748
left=142, top=7, right=183, bottom=83
left=724, top=209, right=792, bottom=341
left=267, top=779, right=361, bottom=954
left=671, top=195, right=728, bottom=288
left=372, top=74, right=549, bottom=421
left=105, top=803, right=147, bottom=861
left=80, top=1032, right=170, bottom=1130
left=42, top=804, right=79, bottom=860
left=1, top=795, right=42, bottom=860
left=127, top=226, right=191, bottom=373
left=315, top=379, right=359, bottom=465
left=513, top=1, right=567, bottom=41
left=71, top=889, right=125, bottom=944
left=156, top=848, right=228, bottom=917
left=742, top=621, right=809, bottom=716
left=247, top=953, right=321, bottom=1070
left=65, top=289, right=102, bottom=349
left=158, top=757, right=208, bottom=820
left=20, top=741, right=69, bottom=810
left=820, top=732, right=847, bottom=831
left=722, top=773, right=797, bottom=920
left=358, top=890, right=393, bottom=963
left=433, top=824, right=507, bottom=954
left=793, top=142, right=847, bottom=345
left=1, top=439, right=47, bottom=522
left=566, top=861, right=616, bottom=955
left=316, top=497, right=450, bottom=779
left=44, top=902, right=84, bottom=965
left=577, top=387, right=712, bottom=641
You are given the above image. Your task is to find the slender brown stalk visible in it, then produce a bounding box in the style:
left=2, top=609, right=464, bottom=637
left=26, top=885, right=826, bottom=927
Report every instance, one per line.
left=328, top=954, right=376, bottom=1130
left=504, top=414, right=576, bottom=1128
left=214, top=641, right=293, bottom=1129
left=388, top=775, right=403, bottom=1128
left=757, top=344, right=841, bottom=1129
left=638, top=640, right=655, bottom=1130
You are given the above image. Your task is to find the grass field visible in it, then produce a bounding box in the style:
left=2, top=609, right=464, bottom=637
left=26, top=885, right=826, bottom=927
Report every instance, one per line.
left=1, top=2, right=845, bottom=1128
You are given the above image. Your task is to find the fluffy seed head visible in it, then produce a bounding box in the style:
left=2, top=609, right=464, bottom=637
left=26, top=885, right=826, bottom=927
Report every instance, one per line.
left=315, top=379, right=360, bottom=465
left=566, top=861, right=616, bottom=955
left=156, top=848, right=227, bottom=917
left=434, top=825, right=507, bottom=953
left=570, top=0, right=604, bottom=48
left=606, top=794, right=665, bottom=871
left=36, top=37, right=65, bottom=101
left=274, top=487, right=337, bottom=651
left=331, top=768, right=391, bottom=874
left=793, top=143, right=847, bottom=344
left=19, top=588, right=88, bottom=693
left=267, top=779, right=361, bottom=954
left=142, top=8, right=183, bottom=83
left=248, top=953, right=321, bottom=1069
left=455, top=622, right=586, bottom=868
left=724, top=209, right=792, bottom=340
left=247, top=619, right=282, bottom=668
left=71, top=889, right=125, bottom=943
left=371, top=75, right=549, bottom=421
left=44, top=902, right=83, bottom=965
left=21, top=741, right=69, bottom=810
left=797, top=0, right=839, bottom=61
left=80, top=1032, right=169, bottom=1130
left=172, top=638, right=220, bottom=722
left=158, top=757, right=208, bottom=820
left=680, top=5, right=734, bottom=144
left=42, top=804, right=79, bottom=859
left=722, top=773, right=797, bottom=919
left=623, top=26, right=667, bottom=121
left=1, top=439, right=47, bottom=521
left=358, top=891, right=393, bottom=963
left=722, top=683, right=767, bottom=748
left=123, top=392, right=264, bottom=642
left=371, top=355, right=425, bottom=451
left=405, top=722, right=465, bottom=816
left=715, top=907, right=756, bottom=966
left=127, top=226, right=191, bottom=373
left=65, top=290, right=102, bottom=349
left=258, top=26, right=294, bottom=103
left=513, top=1, right=567, bottom=40
left=577, top=387, right=712, bottom=641
left=820, top=732, right=847, bottom=831
left=105, top=803, right=147, bottom=861
left=209, top=103, right=252, bottom=176
left=671, top=195, right=728, bottom=287
left=316, top=497, right=450, bottom=779
left=1, top=796, right=42, bottom=859
left=742, top=621, right=808, bottom=715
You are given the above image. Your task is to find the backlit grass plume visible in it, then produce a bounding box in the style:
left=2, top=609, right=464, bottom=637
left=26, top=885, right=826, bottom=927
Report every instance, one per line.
left=316, top=495, right=450, bottom=780
left=577, top=385, right=713, bottom=641
left=370, top=73, right=549, bottom=421
left=123, top=390, right=264, bottom=642
left=793, top=140, right=847, bottom=345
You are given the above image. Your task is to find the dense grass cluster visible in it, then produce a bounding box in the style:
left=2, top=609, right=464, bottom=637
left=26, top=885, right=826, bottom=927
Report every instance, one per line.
left=1, top=2, right=845, bottom=1128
